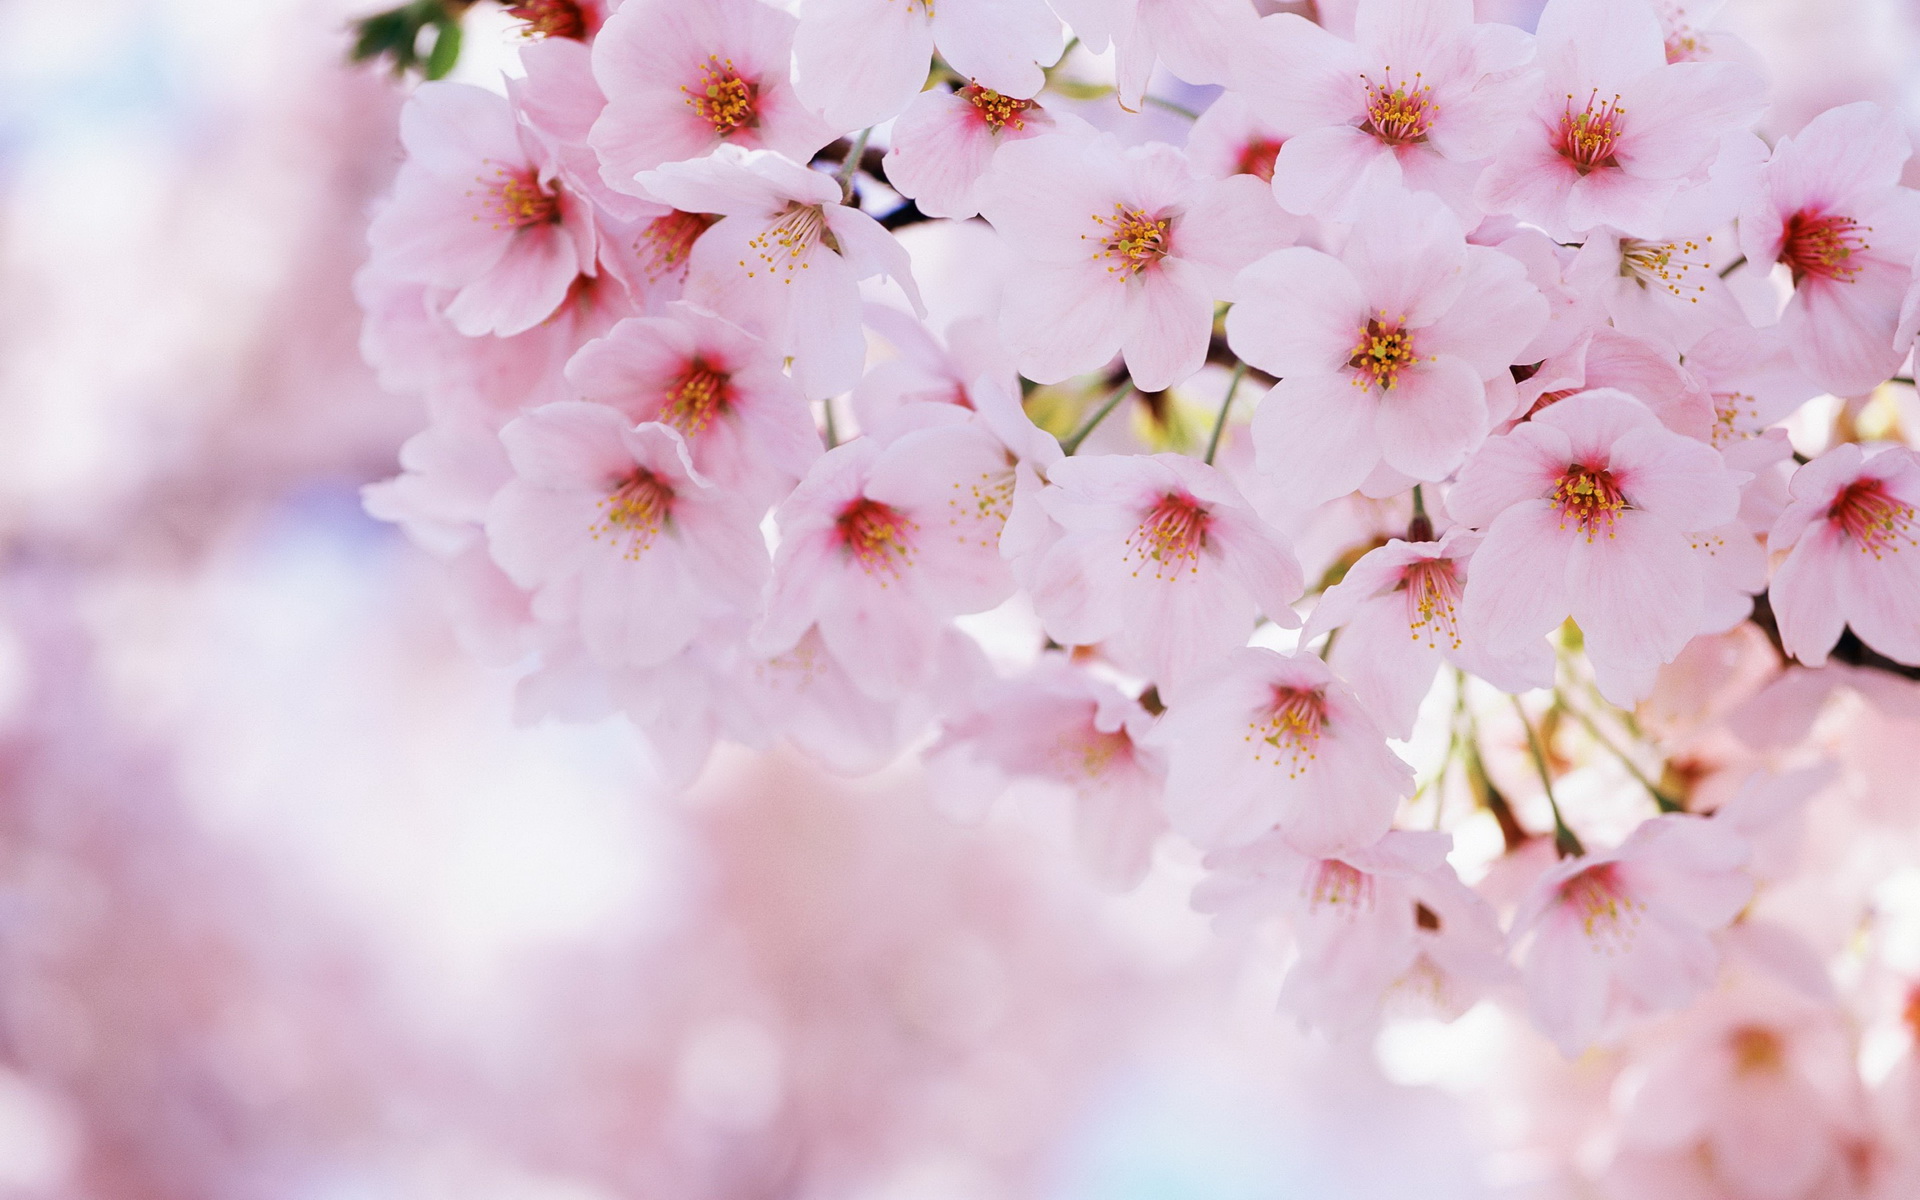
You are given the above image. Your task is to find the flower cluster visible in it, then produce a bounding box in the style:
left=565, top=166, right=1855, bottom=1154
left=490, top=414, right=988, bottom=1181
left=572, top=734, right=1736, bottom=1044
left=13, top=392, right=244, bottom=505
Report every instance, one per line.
left=362, top=0, right=1920, bottom=1118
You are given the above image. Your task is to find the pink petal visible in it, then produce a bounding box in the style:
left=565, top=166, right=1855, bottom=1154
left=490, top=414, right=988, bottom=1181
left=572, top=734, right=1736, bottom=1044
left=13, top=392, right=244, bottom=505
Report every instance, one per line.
left=1250, top=373, right=1383, bottom=511
left=1372, top=355, right=1488, bottom=481
left=1121, top=258, right=1214, bottom=391
left=1225, top=247, right=1367, bottom=376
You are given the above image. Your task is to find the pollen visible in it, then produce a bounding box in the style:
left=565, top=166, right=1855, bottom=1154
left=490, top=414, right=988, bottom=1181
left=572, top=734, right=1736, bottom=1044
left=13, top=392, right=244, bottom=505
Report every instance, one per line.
left=1401, top=557, right=1464, bottom=650
left=1711, top=391, right=1758, bottom=446
left=662, top=360, right=731, bottom=436
left=1124, top=492, right=1210, bottom=580
left=593, top=469, right=675, bottom=558
left=947, top=466, right=1016, bottom=548
left=837, top=496, right=916, bottom=578
left=1558, top=864, right=1645, bottom=955
left=1360, top=68, right=1438, bottom=146
left=478, top=167, right=561, bottom=230
left=1305, top=860, right=1374, bottom=912
left=1248, top=685, right=1328, bottom=777
left=1347, top=317, right=1419, bottom=390
left=638, top=209, right=720, bottom=282
left=683, top=56, right=758, bottom=136
left=1619, top=236, right=1712, bottom=301
left=743, top=203, right=838, bottom=283
left=505, top=0, right=588, bottom=39
left=962, top=83, right=1033, bottom=132
left=1556, top=91, right=1626, bottom=174
left=1780, top=209, right=1870, bottom=284
left=1087, top=205, right=1172, bottom=277
left=1552, top=464, right=1627, bottom=539
left=1827, top=477, right=1917, bottom=559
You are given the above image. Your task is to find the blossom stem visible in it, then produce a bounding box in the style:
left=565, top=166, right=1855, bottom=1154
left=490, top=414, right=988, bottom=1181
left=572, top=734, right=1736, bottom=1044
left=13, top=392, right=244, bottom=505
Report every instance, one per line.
left=1408, top=484, right=1434, bottom=541
left=1510, top=694, right=1584, bottom=858
left=1142, top=94, right=1200, bottom=120
left=837, top=127, right=873, bottom=204
left=1893, top=375, right=1916, bottom=387
left=1059, top=381, right=1134, bottom=454
left=1561, top=700, right=1684, bottom=812
left=1204, top=362, right=1247, bottom=465
left=1717, top=253, right=1748, bottom=278
left=822, top=397, right=840, bottom=449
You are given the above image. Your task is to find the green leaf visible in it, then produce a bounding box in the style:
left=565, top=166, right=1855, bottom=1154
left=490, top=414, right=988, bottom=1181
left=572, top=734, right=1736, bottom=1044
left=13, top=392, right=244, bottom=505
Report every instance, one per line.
left=424, top=16, right=462, bottom=80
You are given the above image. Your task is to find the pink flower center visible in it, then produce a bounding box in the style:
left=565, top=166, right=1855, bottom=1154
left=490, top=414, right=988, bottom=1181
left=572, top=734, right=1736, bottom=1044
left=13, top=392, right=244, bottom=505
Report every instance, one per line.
left=1618, top=236, right=1712, bottom=301
left=1305, top=859, right=1374, bottom=912
left=1347, top=317, right=1419, bottom=390
left=1125, top=493, right=1210, bottom=580
left=1250, top=686, right=1328, bottom=776
left=1058, top=725, right=1135, bottom=781
left=1088, top=205, right=1172, bottom=278
left=1780, top=209, right=1870, bottom=284
left=682, top=55, right=759, bottom=136
left=638, top=209, right=719, bottom=281
left=1551, top=464, right=1627, bottom=539
left=1555, top=91, right=1626, bottom=175
left=484, top=169, right=561, bottom=229
left=962, top=83, right=1032, bottom=132
left=836, top=497, right=916, bottom=577
left=745, top=203, right=837, bottom=282
left=1235, top=138, right=1283, bottom=182
left=505, top=0, right=588, bottom=39
left=1360, top=70, right=1438, bottom=146
left=662, top=360, right=732, bottom=436
left=1557, top=863, right=1644, bottom=952
left=1401, top=557, right=1464, bottom=650
left=1828, top=477, right=1917, bottom=558
left=594, top=469, right=675, bottom=557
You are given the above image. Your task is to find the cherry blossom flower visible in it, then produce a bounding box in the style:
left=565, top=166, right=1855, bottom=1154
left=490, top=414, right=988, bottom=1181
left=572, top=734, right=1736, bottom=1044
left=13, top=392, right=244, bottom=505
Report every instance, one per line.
left=850, top=307, right=1018, bottom=426
left=636, top=146, right=922, bottom=399
left=1226, top=188, right=1546, bottom=511
left=366, top=83, right=599, bottom=338
left=1510, top=813, right=1752, bottom=1055
left=1145, top=647, right=1414, bottom=854
left=882, top=85, right=1076, bottom=221
left=1768, top=442, right=1920, bottom=669
left=486, top=403, right=770, bottom=667
left=1476, top=0, right=1765, bottom=238
left=976, top=132, right=1297, bottom=392
left=1053, top=0, right=1254, bottom=110
left=1184, top=91, right=1290, bottom=184
left=564, top=303, right=819, bottom=506
left=931, top=657, right=1168, bottom=890
left=1304, top=530, right=1555, bottom=740
left=588, top=0, right=834, bottom=188
left=1448, top=388, right=1746, bottom=705
left=1564, top=225, right=1744, bottom=353
left=1025, top=452, right=1303, bottom=695
left=1513, top=326, right=1715, bottom=441
left=1233, top=0, right=1538, bottom=220
left=505, top=0, right=607, bottom=40
left=792, top=0, right=1065, bottom=131
left=756, top=411, right=1018, bottom=699
left=1740, top=101, right=1920, bottom=397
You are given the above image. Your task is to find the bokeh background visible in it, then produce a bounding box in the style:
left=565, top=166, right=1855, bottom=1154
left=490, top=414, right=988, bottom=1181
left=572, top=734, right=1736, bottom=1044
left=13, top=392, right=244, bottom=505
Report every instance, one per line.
left=3, top=1, right=1920, bottom=1197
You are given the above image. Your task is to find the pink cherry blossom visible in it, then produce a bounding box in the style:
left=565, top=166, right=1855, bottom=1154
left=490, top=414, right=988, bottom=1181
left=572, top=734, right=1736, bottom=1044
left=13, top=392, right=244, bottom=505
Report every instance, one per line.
left=486, top=403, right=770, bottom=667
left=1304, top=530, right=1554, bottom=740
left=636, top=145, right=922, bottom=399
left=1227, top=188, right=1547, bottom=511
left=882, top=85, right=1074, bottom=221
left=564, top=303, right=819, bottom=507
left=977, top=132, right=1296, bottom=392
left=588, top=0, right=834, bottom=189
left=366, top=83, right=599, bottom=338
left=1145, top=647, right=1414, bottom=854
left=1768, top=442, right=1920, bottom=669
left=504, top=0, right=608, bottom=41
left=1740, top=102, right=1920, bottom=397
left=1053, top=0, right=1253, bottom=110
left=1184, top=91, right=1290, bottom=184
left=1514, top=327, right=1715, bottom=441
left=1564, top=225, right=1745, bottom=353
left=757, top=411, right=1018, bottom=699
left=1025, top=452, right=1303, bottom=694
left=792, top=0, right=1065, bottom=131
left=1476, top=0, right=1765, bottom=238
left=850, top=307, right=1018, bottom=426
left=931, top=657, right=1169, bottom=890
left=1511, top=813, right=1752, bottom=1055
left=1449, top=388, right=1745, bottom=705
left=1233, top=0, right=1538, bottom=220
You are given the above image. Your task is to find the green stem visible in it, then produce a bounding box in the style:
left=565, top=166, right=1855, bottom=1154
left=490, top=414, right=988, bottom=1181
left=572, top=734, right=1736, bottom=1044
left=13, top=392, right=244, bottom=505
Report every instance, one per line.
left=1142, top=94, right=1200, bottom=120
left=1562, top=700, right=1683, bottom=812
left=1510, top=694, right=1584, bottom=858
left=836, top=127, right=873, bottom=204
left=1717, top=253, right=1747, bottom=279
left=1059, top=382, right=1133, bottom=455
left=1204, top=362, right=1247, bottom=465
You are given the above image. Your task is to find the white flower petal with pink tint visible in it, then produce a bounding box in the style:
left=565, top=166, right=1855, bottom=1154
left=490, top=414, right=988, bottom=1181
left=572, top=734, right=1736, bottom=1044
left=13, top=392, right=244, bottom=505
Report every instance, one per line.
left=883, top=86, right=1072, bottom=221
left=1147, top=647, right=1413, bottom=854
left=1027, top=453, right=1303, bottom=694
left=1768, top=443, right=1920, bottom=668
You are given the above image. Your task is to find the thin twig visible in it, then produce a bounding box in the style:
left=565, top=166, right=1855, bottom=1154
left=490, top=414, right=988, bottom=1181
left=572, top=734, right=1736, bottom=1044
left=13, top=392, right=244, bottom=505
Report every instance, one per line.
left=836, top=127, right=873, bottom=204
left=1059, top=381, right=1134, bottom=454
left=1561, top=700, right=1683, bottom=813
left=1510, top=694, right=1585, bottom=858
left=1203, top=362, right=1247, bottom=465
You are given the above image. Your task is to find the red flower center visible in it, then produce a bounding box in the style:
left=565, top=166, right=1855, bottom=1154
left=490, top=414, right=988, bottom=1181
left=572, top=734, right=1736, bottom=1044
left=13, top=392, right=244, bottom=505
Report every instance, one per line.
left=505, top=0, right=588, bottom=39
left=1125, top=493, right=1210, bottom=580
left=1555, top=91, right=1626, bottom=174
left=1401, top=557, right=1464, bottom=650
left=1347, top=317, right=1419, bottom=390
left=962, top=83, right=1033, bottom=132
left=1361, top=70, right=1438, bottom=146
left=1828, top=477, right=1916, bottom=558
left=594, top=469, right=675, bottom=557
left=836, top=497, right=916, bottom=577
left=683, top=55, right=758, bottom=136
left=1088, top=205, right=1172, bottom=277
left=1780, top=209, right=1870, bottom=284
left=1558, top=863, right=1644, bottom=948
left=662, top=360, right=732, bottom=436
left=1250, top=686, right=1328, bottom=777
left=1552, top=464, right=1627, bottom=538
left=1235, top=138, right=1283, bottom=182
left=638, top=209, right=719, bottom=282
left=487, top=169, right=560, bottom=229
